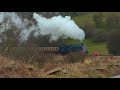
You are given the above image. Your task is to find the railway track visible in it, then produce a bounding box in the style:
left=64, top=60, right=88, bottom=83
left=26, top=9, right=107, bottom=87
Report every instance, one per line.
left=2, top=47, right=120, bottom=57
left=86, top=54, right=119, bottom=57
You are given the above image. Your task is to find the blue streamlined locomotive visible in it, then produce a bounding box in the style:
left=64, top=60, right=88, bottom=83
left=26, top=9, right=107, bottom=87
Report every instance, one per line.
left=58, top=43, right=88, bottom=54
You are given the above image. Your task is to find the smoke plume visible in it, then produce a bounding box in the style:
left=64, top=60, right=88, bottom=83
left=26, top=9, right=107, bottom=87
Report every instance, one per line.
left=33, top=13, right=85, bottom=42
left=0, top=12, right=85, bottom=43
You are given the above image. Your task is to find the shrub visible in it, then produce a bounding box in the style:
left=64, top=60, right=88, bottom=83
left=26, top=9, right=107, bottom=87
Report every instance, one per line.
left=106, top=15, right=120, bottom=30
left=106, top=30, right=120, bottom=55
left=0, top=27, right=21, bottom=47
left=64, top=52, right=86, bottom=63
left=93, top=13, right=105, bottom=28
left=82, top=22, right=96, bottom=38
left=1, top=47, right=54, bottom=64
left=92, top=29, right=107, bottom=43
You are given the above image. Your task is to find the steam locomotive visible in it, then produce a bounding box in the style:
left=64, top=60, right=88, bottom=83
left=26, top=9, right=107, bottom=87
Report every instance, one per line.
left=58, top=43, right=88, bottom=54
left=11, top=43, right=88, bottom=55
left=37, top=43, right=88, bottom=54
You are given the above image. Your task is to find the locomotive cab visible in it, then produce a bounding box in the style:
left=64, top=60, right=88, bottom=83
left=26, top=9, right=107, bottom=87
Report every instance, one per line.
left=69, top=44, right=83, bottom=52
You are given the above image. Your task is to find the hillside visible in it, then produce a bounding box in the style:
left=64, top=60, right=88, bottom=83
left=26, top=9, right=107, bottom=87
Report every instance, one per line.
left=0, top=55, right=41, bottom=78
left=0, top=12, right=120, bottom=78
left=84, top=39, right=108, bottom=54
left=72, top=12, right=120, bottom=26
left=69, top=12, right=120, bottom=55
left=0, top=54, right=120, bottom=78
left=65, top=38, right=108, bottom=54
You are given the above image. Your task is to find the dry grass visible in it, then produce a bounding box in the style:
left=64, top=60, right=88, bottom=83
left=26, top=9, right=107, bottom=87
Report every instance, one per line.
left=0, top=53, right=120, bottom=78
left=39, top=55, right=120, bottom=78
left=0, top=55, right=41, bottom=78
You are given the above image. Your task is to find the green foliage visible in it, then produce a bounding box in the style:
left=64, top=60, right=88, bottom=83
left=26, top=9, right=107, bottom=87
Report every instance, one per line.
left=106, top=15, right=120, bottom=29
left=84, top=38, right=108, bottom=54
left=82, top=22, right=96, bottom=38
left=92, top=29, right=107, bottom=43
left=72, top=13, right=95, bottom=27
left=107, top=30, right=120, bottom=55
left=65, top=38, right=108, bottom=54
left=93, top=13, right=105, bottom=28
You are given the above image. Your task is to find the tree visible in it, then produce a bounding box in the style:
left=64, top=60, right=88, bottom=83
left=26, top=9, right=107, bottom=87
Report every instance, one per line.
left=82, top=22, right=96, bottom=38
left=93, top=13, right=104, bottom=28
left=92, top=29, right=107, bottom=43
left=106, top=15, right=120, bottom=30
left=106, top=30, right=120, bottom=55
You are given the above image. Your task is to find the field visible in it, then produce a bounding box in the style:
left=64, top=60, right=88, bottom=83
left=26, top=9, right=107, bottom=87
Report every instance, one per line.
left=67, top=12, right=116, bottom=55
left=0, top=53, right=120, bottom=78
left=66, top=38, right=109, bottom=55
left=72, top=12, right=120, bottom=26
left=84, top=39, right=108, bottom=54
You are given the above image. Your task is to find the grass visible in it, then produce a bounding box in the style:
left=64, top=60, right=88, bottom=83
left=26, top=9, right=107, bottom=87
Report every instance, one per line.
left=65, top=38, right=109, bottom=55
left=70, top=12, right=120, bottom=54
left=84, top=38, right=109, bottom=54
left=0, top=55, right=41, bottom=78
left=72, top=12, right=120, bottom=27
left=72, top=13, right=96, bottom=26
left=2, top=12, right=120, bottom=78
left=0, top=54, right=120, bottom=78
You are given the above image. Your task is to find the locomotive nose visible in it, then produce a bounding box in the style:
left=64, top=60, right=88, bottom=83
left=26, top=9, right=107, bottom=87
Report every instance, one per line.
left=86, top=50, right=89, bottom=54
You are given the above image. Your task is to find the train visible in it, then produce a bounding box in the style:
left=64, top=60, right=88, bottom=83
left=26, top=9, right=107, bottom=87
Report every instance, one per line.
left=11, top=43, right=88, bottom=55
left=58, top=43, right=88, bottom=54
left=34, top=43, right=88, bottom=54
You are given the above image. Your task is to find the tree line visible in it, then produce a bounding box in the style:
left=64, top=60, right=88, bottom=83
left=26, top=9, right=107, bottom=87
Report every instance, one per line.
left=82, top=13, right=120, bottom=55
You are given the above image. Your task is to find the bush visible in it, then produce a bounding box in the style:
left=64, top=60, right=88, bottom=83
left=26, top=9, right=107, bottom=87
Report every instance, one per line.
left=82, top=22, right=96, bottom=38
left=106, top=30, right=120, bottom=55
left=106, top=15, right=120, bottom=30
left=64, top=52, right=86, bottom=63
left=92, top=29, right=107, bottom=43
left=83, top=23, right=106, bottom=43
left=93, top=13, right=105, bottom=28
left=0, top=27, right=21, bottom=47
left=1, top=47, right=54, bottom=64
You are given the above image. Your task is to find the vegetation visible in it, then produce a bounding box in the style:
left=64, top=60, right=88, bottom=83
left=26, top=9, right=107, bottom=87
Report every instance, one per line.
left=65, top=38, right=108, bottom=54
left=0, top=54, right=120, bottom=78
left=64, top=52, right=86, bottom=63
left=0, top=12, right=120, bottom=78
left=93, top=12, right=105, bottom=28
left=72, top=12, right=120, bottom=55
left=1, top=12, right=120, bottom=55
left=107, top=30, right=120, bottom=55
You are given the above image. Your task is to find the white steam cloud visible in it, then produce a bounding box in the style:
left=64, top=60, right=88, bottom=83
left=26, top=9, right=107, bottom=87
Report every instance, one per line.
left=0, top=12, right=85, bottom=43
left=33, top=13, right=85, bottom=42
